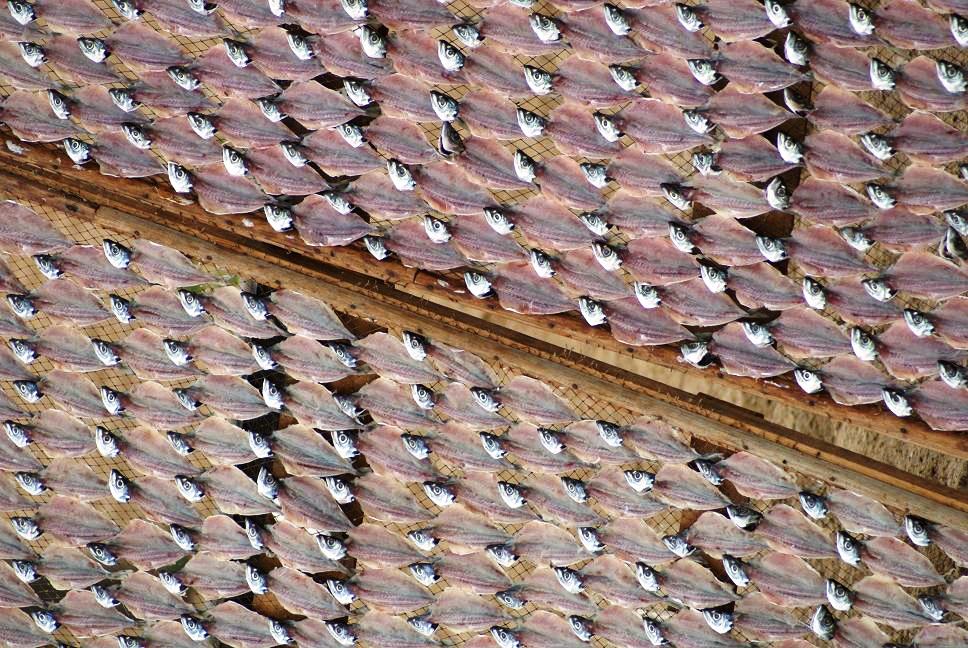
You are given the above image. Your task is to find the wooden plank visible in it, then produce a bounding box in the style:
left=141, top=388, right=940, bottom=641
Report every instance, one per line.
left=34, top=201, right=962, bottom=528
left=0, top=143, right=964, bottom=461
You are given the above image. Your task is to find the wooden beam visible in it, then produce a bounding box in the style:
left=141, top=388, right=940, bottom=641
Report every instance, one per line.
left=26, top=198, right=964, bottom=529
left=0, top=143, right=964, bottom=462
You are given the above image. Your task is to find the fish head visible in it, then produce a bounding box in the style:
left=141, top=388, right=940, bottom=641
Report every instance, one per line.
left=609, top=64, right=639, bottom=91
left=581, top=162, right=610, bottom=188
left=247, top=430, right=273, bottom=459
left=169, top=524, right=196, bottom=551
left=245, top=563, right=269, bottom=594
left=111, top=0, right=143, bottom=19
left=47, top=90, right=72, bottom=119
left=861, top=278, right=895, bottom=302
left=422, top=216, right=451, bottom=243
left=633, top=282, right=662, bottom=310
left=721, top=554, right=749, bottom=587
left=849, top=327, right=877, bottom=361
left=847, top=3, right=875, bottom=35
left=163, top=339, right=193, bottom=367
left=686, top=59, right=719, bottom=85
left=166, top=66, right=200, bottom=91
left=903, top=515, right=932, bottom=547
left=702, top=606, right=735, bottom=634
left=280, top=28, right=313, bottom=62
left=479, top=432, right=508, bottom=459
left=258, top=378, right=284, bottom=411
left=91, top=339, right=121, bottom=367
left=554, top=566, right=585, bottom=593
left=280, top=141, right=309, bottom=167
left=7, top=1, right=35, bottom=24
left=257, top=97, right=287, bottom=122
left=261, top=204, right=294, bottom=234
left=222, top=145, right=248, bottom=176
left=14, top=380, right=41, bottom=403
left=776, top=132, right=804, bottom=164
left=529, top=12, right=561, bottom=42
left=325, top=622, right=357, bottom=647
left=17, top=41, right=45, bottom=67
left=513, top=149, right=537, bottom=183
left=865, top=183, right=895, bottom=209
left=31, top=610, right=58, bottom=633
left=94, top=426, right=121, bottom=458
left=159, top=570, right=187, bottom=596
left=661, top=184, right=693, bottom=212
left=175, top=475, right=205, bottom=502
left=430, top=90, right=459, bottom=122
left=167, top=162, right=193, bottom=194
left=635, top=562, right=660, bottom=592
left=675, top=3, right=704, bottom=31
left=495, top=588, right=526, bottom=609
left=408, top=561, right=440, bottom=586
left=838, top=226, right=874, bottom=252
left=859, top=133, right=894, bottom=161
left=436, top=39, right=465, bottom=72
left=322, top=192, right=353, bottom=216
left=4, top=420, right=30, bottom=447
left=401, top=331, right=428, bottom=361
left=578, top=212, right=610, bottom=237
left=799, top=277, right=826, bottom=310
left=118, top=636, right=146, bottom=648
left=739, top=319, right=775, bottom=348
left=680, top=340, right=712, bottom=368
left=10, top=516, right=40, bottom=540
left=683, top=110, right=714, bottom=135
left=692, top=458, right=724, bottom=485
left=918, top=595, right=945, bottom=622
left=187, top=0, right=218, bottom=13
left=91, top=584, right=120, bottom=608
left=592, top=111, right=622, bottom=142
left=941, top=226, right=968, bottom=262
left=407, top=528, right=438, bottom=552
left=323, top=476, right=355, bottom=504
left=765, top=177, right=791, bottom=210
left=331, top=429, right=360, bottom=459
left=577, top=526, right=604, bottom=552
left=180, top=615, right=209, bottom=641
left=561, top=476, right=588, bottom=503
left=810, top=605, right=836, bottom=641
left=793, top=367, right=823, bottom=395
left=173, top=387, right=200, bottom=411
left=568, top=615, right=594, bottom=642
left=386, top=159, right=416, bottom=191
left=662, top=532, right=696, bottom=557
left=528, top=249, right=556, bottom=279
left=452, top=22, right=482, bottom=48
left=407, top=615, right=439, bottom=637
left=223, top=38, right=251, bottom=68
left=245, top=518, right=265, bottom=550
left=14, top=471, right=44, bottom=495
left=869, top=58, right=896, bottom=90
left=402, top=432, right=431, bottom=458
left=108, top=469, right=131, bottom=503
left=938, top=361, right=967, bottom=389
left=592, top=242, right=622, bottom=271
left=109, top=88, right=140, bottom=113
left=623, top=469, right=655, bottom=492
left=315, top=533, right=347, bottom=560
left=763, top=0, right=791, bottom=27
left=497, top=480, right=526, bottom=508
left=783, top=32, right=809, bottom=65
left=239, top=291, right=269, bottom=321
left=825, top=579, right=853, bottom=611
left=11, top=560, right=37, bottom=583
left=881, top=388, right=912, bottom=417
left=595, top=420, right=623, bottom=447
left=176, top=289, right=205, bottom=318
left=698, top=264, right=727, bottom=294
left=524, top=65, right=554, bottom=95
left=423, top=481, right=456, bottom=507
left=437, top=120, right=464, bottom=157
left=486, top=543, right=518, bottom=567
left=483, top=207, right=515, bottom=235
left=268, top=0, right=286, bottom=16
left=579, top=297, right=607, bottom=326
left=32, top=254, right=62, bottom=279
left=326, top=578, right=357, bottom=605
left=100, top=239, right=132, bottom=270
left=603, top=3, right=631, bottom=35
left=537, top=427, right=565, bottom=454
left=268, top=621, right=294, bottom=646
left=464, top=271, right=494, bottom=299
left=726, top=504, right=762, bottom=529
left=952, top=15, right=968, bottom=47
left=835, top=530, right=863, bottom=565
left=256, top=466, right=279, bottom=501
left=77, top=37, right=109, bottom=63
left=355, top=24, right=387, bottom=58
left=64, top=138, right=92, bottom=164
left=490, top=626, right=521, bottom=648
left=755, top=235, right=787, bottom=262
left=340, top=0, right=368, bottom=20
left=798, top=490, right=828, bottom=519
left=643, top=617, right=668, bottom=646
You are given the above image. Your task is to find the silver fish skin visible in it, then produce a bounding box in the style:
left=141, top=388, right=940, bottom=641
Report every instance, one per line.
left=798, top=491, right=829, bottom=519
left=7, top=1, right=35, bottom=25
